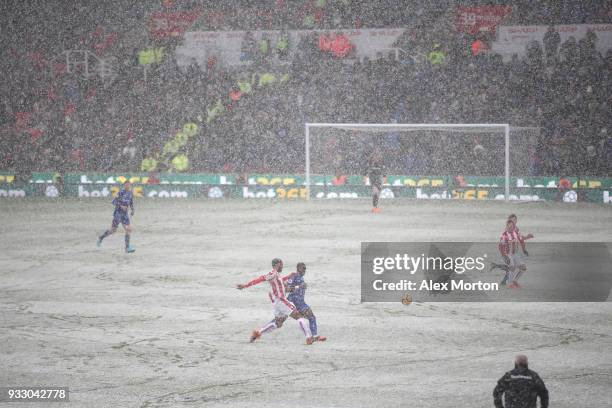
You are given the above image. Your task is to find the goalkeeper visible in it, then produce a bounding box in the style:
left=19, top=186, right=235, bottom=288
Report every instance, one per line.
left=365, top=150, right=385, bottom=213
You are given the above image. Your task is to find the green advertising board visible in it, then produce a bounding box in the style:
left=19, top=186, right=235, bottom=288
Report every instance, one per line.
left=1, top=171, right=611, bottom=203
left=3, top=183, right=610, bottom=204
left=2, top=172, right=610, bottom=190
left=63, top=173, right=236, bottom=185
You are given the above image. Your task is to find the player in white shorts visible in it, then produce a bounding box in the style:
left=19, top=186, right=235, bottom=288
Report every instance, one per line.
left=236, top=258, right=314, bottom=345
left=498, top=219, right=526, bottom=288
left=507, top=213, right=533, bottom=283
left=493, top=214, right=534, bottom=285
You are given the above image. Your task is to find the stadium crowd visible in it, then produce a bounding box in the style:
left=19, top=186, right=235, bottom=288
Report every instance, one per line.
left=1, top=0, right=611, bottom=178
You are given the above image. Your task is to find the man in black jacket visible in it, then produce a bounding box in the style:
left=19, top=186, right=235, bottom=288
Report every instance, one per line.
left=493, top=355, right=549, bottom=408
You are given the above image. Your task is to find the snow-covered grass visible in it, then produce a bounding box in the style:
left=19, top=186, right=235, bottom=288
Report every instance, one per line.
left=1, top=199, right=611, bottom=407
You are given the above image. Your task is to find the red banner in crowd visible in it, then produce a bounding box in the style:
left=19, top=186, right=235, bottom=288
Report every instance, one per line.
left=318, top=33, right=353, bottom=58
left=149, top=9, right=202, bottom=39
left=455, top=5, right=512, bottom=35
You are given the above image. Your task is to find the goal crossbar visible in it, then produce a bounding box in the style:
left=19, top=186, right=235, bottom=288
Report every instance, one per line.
left=304, top=123, right=511, bottom=201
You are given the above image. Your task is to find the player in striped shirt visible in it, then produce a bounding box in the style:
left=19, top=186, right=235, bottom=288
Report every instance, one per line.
left=286, top=262, right=326, bottom=342
left=496, top=219, right=527, bottom=288
left=506, top=213, right=533, bottom=285
left=236, top=258, right=314, bottom=345
left=492, top=214, right=534, bottom=285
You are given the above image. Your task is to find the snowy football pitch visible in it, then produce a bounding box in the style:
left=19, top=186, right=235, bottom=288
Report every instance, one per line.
left=1, top=199, right=611, bottom=407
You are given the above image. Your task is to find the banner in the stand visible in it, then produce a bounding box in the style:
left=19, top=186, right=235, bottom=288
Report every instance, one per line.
left=176, top=28, right=404, bottom=67
left=64, top=173, right=236, bottom=185
left=492, top=24, right=612, bottom=61
left=148, top=9, right=202, bottom=40
left=455, top=5, right=513, bottom=35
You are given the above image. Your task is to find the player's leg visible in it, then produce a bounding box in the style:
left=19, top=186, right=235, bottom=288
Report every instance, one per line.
left=507, top=256, right=521, bottom=288
left=491, top=262, right=510, bottom=272
left=500, top=271, right=509, bottom=286
left=251, top=315, right=285, bottom=342
left=499, top=263, right=510, bottom=286
left=274, top=315, right=287, bottom=328
left=288, top=298, right=316, bottom=344
left=251, top=299, right=291, bottom=342
left=515, top=264, right=527, bottom=284
left=123, top=217, right=135, bottom=253
left=510, top=254, right=525, bottom=288
left=302, top=307, right=326, bottom=342
left=286, top=298, right=313, bottom=344
left=97, top=220, right=118, bottom=247
left=289, top=309, right=313, bottom=344
left=300, top=306, right=317, bottom=336
left=490, top=262, right=510, bottom=285
left=261, top=314, right=286, bottom=334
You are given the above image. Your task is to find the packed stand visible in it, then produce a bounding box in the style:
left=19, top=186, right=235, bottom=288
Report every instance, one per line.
left=0, top=0, right=611, bottom=179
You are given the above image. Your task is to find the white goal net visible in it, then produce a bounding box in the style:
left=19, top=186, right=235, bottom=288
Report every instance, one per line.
left=304, top=123, right=539, bottom=202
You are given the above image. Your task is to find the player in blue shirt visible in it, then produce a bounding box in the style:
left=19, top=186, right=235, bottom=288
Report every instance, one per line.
left=97, top=181, right=135, bottom=253
left=286, top=262, right=326, bottom=342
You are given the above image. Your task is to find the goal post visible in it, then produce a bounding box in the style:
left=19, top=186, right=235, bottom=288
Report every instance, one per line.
left=304, top=123, right=511, bottom=201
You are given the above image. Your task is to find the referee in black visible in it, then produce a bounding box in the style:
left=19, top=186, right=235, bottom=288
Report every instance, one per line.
left=493, top=355, right=549, bottom=408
